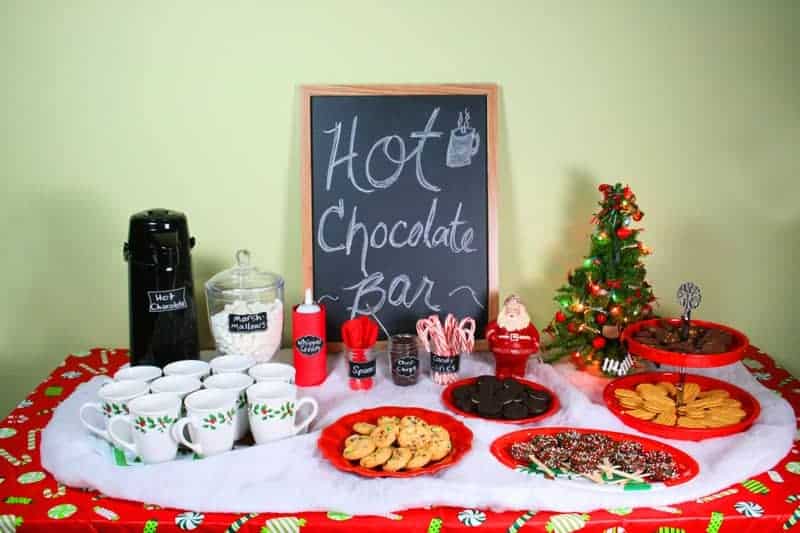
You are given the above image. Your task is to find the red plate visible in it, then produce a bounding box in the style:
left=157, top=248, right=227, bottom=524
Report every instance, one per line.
left=491, top=426, right=699, bottom=488
left=441, top=377, right=560, bottom=425
left=604, top=372, right=761, bottom=441
left=621, top=318, right=749, bottom=368
left=317, top=406, right=473, bottom=478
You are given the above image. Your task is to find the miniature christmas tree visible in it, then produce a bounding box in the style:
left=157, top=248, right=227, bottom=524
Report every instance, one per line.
left=544, top=183, right=656, bottom=376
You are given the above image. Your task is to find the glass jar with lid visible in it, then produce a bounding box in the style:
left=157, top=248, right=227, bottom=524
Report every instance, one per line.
left=205, top=250, right=284, bottom=361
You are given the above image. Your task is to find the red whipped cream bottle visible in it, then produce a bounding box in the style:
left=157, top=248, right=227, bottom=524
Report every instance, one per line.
left=292, top=288, right=327, bottom=386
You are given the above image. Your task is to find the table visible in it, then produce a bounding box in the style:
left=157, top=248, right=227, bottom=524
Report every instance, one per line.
left=1, top=347, right=799, bottom=532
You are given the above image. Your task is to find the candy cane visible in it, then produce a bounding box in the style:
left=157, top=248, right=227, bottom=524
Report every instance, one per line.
left=0, top=449, right=31, bottom=467
left=43, top=484, right=66, bottom=499
left=225, top=513, right=258, bottom=533
left=695, top=488, right=738, bottom=503
left=27, top=429, right=41, bottom=451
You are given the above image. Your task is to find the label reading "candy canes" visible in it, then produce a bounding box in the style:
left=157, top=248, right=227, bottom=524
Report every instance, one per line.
left=228, top=313, right=268, bottom=333
left=349, top=360, right=376, bottom=379
left=430, top=353, right=460, bottom=373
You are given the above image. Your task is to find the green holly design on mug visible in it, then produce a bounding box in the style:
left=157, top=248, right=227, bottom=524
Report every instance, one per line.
left=134, top=415, right=175, bottom=433
left=102, top=402, right=128, bottom=417
left=201, top=408, right=236, bottom=430
left=251, top=401, right=294, bottom=420
left=236, top=393, right=247, bottom=410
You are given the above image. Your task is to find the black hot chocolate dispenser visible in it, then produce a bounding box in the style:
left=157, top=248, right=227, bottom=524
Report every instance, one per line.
left=123, top=209, right=199, bottom=367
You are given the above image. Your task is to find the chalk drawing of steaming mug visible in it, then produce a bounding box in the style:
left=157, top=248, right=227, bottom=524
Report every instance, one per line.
left=446, top=126, right=480, bottom=168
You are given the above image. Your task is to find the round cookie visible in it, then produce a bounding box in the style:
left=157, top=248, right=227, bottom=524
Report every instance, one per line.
left=383, top=447, right=413, bottom=471
left=377, top=416, right=400, bottom=427
left=343, top=436, right=376, bottom=460
left=428, top=437, right=452, bottom=461
left=430, top=425, right=450, bottom=441
left=406, top=448, right=433, bottom=469
left=400, top=415, right=424, bottom=428
left=398, top=424, right=432, bottom=449
left=360, top=446, right=393, bottom=468
left=353, top=422, right=376, bottom=435
left=345, top=434, right=362, bottom=447
left=370, top=424, right=399, bottom=448
left=503, top=402, right=529, bottom=420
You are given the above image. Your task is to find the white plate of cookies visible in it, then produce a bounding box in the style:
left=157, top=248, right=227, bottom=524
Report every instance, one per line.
left=317, top=406, right=473, bottom=478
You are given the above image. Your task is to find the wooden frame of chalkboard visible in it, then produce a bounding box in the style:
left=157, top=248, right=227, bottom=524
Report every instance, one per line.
left=301, top=84, right=498, bottom=352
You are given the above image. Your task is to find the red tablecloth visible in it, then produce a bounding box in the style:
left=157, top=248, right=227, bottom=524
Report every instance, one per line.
left=1, top=347, right=799, bottom=532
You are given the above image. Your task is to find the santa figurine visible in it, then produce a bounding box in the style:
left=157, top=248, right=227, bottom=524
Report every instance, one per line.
left=485, top=294, right=540, bottom=378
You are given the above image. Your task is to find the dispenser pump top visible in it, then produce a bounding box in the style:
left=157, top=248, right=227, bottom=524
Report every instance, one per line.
left=296, top=288, right=319, bottom=314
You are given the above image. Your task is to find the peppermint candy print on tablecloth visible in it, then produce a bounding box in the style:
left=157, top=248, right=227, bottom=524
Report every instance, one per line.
left=47, top=503, right=77, bottom=520
left=733, top=501, right=764, bottom=517
left=602, top=528, right=626, bottom=533
left=787, top=462, right=800, bottom=475
left=143, top=518, right=159, bottom=532
left=262, top=516, right=307, bottom=533
left=427, top=517, right=443, bottom=533
left=457, top=509, right=487, bottom=527
left=785, top=505, right=800, bottom=530
left=0, top=428, right=16, bottom=439
left=175, top=511, right=204, bottom=530
left=606, top=507, right=632, bottom=516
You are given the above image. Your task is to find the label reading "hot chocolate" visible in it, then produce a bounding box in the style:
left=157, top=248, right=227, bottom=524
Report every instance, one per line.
left=147, top=288, right=188, bottom=313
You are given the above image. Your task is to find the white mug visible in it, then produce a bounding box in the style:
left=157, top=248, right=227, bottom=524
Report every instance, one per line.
left=203, top=373, right=253, bottom=441
left=171, top=389, right=237, bottom=457
left=164, top=360, right=210, bottom=380
left=248, top=362, right=296, bottom=384
left=80, top=380, right=149, bottom=442
left=150, top=375, right=202, bottom=414
left=210, top=354, right=256, bottom=375
left=108, top=393, right=181, bottom=464
left=246, top=382, right=318, bottom=444
left=113, top=365, right=162, bottom=383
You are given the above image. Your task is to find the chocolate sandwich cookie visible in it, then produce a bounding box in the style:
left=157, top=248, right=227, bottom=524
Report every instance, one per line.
left=503, top=401, right=529, bottom=419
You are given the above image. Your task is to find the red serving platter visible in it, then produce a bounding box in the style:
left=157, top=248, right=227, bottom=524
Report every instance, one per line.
left=621, top=318, right=750, bottom=368
left=491, top=426, right=700, bottom=487
left=441, top=376, right=561, bottom=425
left=604, top=372, right=761, bottom=441
left=317, top=406, right=473, bottom=478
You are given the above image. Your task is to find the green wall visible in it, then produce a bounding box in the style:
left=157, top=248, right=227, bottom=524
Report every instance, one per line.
left=1, top=1, right=798, bottom=416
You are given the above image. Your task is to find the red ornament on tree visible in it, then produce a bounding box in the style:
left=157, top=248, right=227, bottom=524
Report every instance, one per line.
left=598, top=184, right=611, bottom=193
left=623, top=186, right=633, bottom=199
left=567, top=322, right=578, bottom=334
left=588, top=282, right=601, bottom=296
left=595, top=313, right=607, bottom=325
left=555, top=311, right=566, bottom=323
left=592, top=336, right=607, bottom=349
left=616, top=227, right=634, bottom=240
left=633, top=211, right=643, bottom=221
left=642, top=303, right=652, bottom=315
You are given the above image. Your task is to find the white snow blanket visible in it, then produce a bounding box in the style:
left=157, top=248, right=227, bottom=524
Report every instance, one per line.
left=41, top=351, right=794, bottom=514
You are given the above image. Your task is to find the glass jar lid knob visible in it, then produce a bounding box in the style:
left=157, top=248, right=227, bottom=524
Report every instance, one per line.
left=235, top=249, right=251, bottom=268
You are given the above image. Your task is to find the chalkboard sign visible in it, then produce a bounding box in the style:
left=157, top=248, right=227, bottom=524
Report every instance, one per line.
left=301, top=85, right=498, bottom=349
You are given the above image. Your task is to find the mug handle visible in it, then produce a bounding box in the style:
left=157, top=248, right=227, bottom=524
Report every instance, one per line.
left=471, top=131, right=481, bottom=156
left=171, top=419, right=202, bottom=456
left=79, top=403, right=110, bottom=442
left=292, top=397, right=319, bottom=435
left=107, top=415, right=137, bottom=456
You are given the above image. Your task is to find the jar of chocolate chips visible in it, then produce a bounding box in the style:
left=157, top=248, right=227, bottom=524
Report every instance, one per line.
left=389, top=334, right=419, bottom=386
